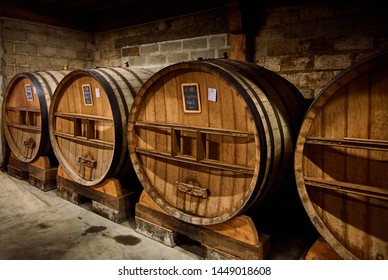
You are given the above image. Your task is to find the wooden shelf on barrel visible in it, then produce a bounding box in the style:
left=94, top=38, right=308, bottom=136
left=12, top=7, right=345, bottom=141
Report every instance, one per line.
left=53, top=112, right=114, bottom=149
left=134, top=121, right=255, bottom=175
left=5, top=106, right=41, bottom=132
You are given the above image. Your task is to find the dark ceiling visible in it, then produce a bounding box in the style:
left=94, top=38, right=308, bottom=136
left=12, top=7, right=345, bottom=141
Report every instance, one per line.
left=0, top=0, right=227, bottom=32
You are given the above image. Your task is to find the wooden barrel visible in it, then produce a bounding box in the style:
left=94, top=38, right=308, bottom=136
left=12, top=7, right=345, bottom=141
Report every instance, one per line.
left=2, top=71, right=70, bottom=163
left=49, top=67, right=153, bottom=186
left=128, top=59, right=307, bottom=225
left=294, top=51, right=388, bottom=259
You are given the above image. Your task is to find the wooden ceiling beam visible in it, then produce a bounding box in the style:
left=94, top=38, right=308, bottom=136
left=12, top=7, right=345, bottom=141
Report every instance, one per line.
left=0, top=3, right=91, bottom=31
left=227, top=0, right=250, bottom=62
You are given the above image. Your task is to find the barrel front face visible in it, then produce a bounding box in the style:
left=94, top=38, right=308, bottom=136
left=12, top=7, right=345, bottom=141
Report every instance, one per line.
left=129, top=60, right=305, bottom=225
left=50, top=72, right=115, bottom=185
left=2, top=71, right=68, bottom=162
left=50, top=67, right=153, bottom=186
left=294, top=52, right=388, bottom=259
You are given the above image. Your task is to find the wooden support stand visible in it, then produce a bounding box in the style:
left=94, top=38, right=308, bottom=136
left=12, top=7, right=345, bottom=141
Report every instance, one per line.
left=135, top=191, right=270, bottom=260
left=56, top=166, right=137, bottom=223
left=305, top=237, right=342, bottom=260
left=7, top=153, right=57, bottom=191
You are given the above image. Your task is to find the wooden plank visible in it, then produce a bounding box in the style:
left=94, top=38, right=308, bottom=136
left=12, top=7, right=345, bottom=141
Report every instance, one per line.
left=56, top=175, right=136, bottom=211
left=304, top=177, right=388, bottom=201
left=7, top=154, right=57, bottom=191
left=306, top=136, right=388, bottom=151
left=5, top=122, right=41, bottom=131
left=162, top=73, right=181, bottom=207
left=367, top=64, right=388, bottom=259
left=321, top=85, right=347, bottom=246
left=54, top=111, right=114, bottom=122
left=305, top=237, right=342, bottom=260
left=135, top=203, right=269, bottom=260
left=229, top=33, right=247, bottom=61
left=203, top=216, right=259, bottom=246
left=140, top=190, right=259, bottom=245
left=134, top=121, right=254, bottom=138
left=58, top=165, right=124, bottom=198
left=134, top=147, right=254, bottom=174
left=344, top=73, right=371, bottom=258
left=6, top=107, right=41, bottom=112
left=54, top=131, right=114, bottom=148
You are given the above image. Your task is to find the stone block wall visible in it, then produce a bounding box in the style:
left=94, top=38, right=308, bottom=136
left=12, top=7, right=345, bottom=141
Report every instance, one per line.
left=121, top=34, right=228, bottom=72
left=0, top=18, right=94, bottom=165
left=94, top=9, right=229, bottom=71
left=253, top=1, right=388, bottom=98
left=1, top=18, right=94, bottom=87
left=94, top=1, right=387, bottom=99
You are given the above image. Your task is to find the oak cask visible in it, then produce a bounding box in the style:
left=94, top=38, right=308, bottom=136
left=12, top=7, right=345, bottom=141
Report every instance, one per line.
left=49, top=67, right=153, bottom=186
left=294, top=51, right=388, bottom=259
left=128, top=59, right=306, bottom=225
left=2, top=71, right=69, bottom=163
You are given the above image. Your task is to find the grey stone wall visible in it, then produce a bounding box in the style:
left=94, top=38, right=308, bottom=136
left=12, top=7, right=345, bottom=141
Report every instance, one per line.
left=253, top=1, right=388, bottom=98
left=121, top=34, right=228, bottom=72
left=0, top=18, right=95, bottom=167
left=94, top=2, right=387, bottom=98
left=0, top=18, right=94, bottom=88
left=94, top=9, right=229, bottom=69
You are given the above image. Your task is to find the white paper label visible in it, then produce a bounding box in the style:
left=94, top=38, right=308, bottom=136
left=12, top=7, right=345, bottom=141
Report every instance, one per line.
left=208, top=88, right=217, bottom=102
left=95, top=88, right=100, bottom=98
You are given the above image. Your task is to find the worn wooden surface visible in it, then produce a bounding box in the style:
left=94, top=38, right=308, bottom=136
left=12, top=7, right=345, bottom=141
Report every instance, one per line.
left=295, top=51, right=388, bottom=259
left=128, top=59, right=306, bottom=225
left=7, top=153, right=57, bottom=191
left=135, top=191, right=270, bottom=260
left=56, top=165, right=137, bottom=223
left=49, top=67, right=153, bottom=186
left=305, top=237, right=342, bottom=260
left=2, top=71, right=69, bottom=163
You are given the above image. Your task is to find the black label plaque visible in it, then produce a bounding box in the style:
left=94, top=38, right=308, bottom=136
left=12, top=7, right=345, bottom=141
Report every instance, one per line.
left=82, top=84, right=93, bottom=106
left=25, top=84, right=33, bottom=101
left=181, top=83, right=201, bottom=113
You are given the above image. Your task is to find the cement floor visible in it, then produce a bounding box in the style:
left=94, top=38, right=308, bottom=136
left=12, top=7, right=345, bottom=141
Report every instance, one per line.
left=0, top=170, right=318, bottom=260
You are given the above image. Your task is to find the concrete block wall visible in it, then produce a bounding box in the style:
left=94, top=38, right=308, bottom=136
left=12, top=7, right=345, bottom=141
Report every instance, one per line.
left=253, top=1, right=388, bottom=98
left=0, top=18, right=95, bottom=88
left=121, top=34, right=228, bottom=73
left=94, top=9, right=229, bottom=71
left=0, top=18, right=95, bottom=166
left=94, top=2, right=387, bottom=99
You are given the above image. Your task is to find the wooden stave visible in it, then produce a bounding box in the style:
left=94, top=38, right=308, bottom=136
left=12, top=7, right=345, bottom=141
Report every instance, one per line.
left=128, top=59, right=306, bottom=225
left=49, top=67, right=153, bottom=186
left=206, top=59, right=306, bottom=209
left=2, top=71, right=69, bottom=163
left=294, top=51, right=388, bottom=260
